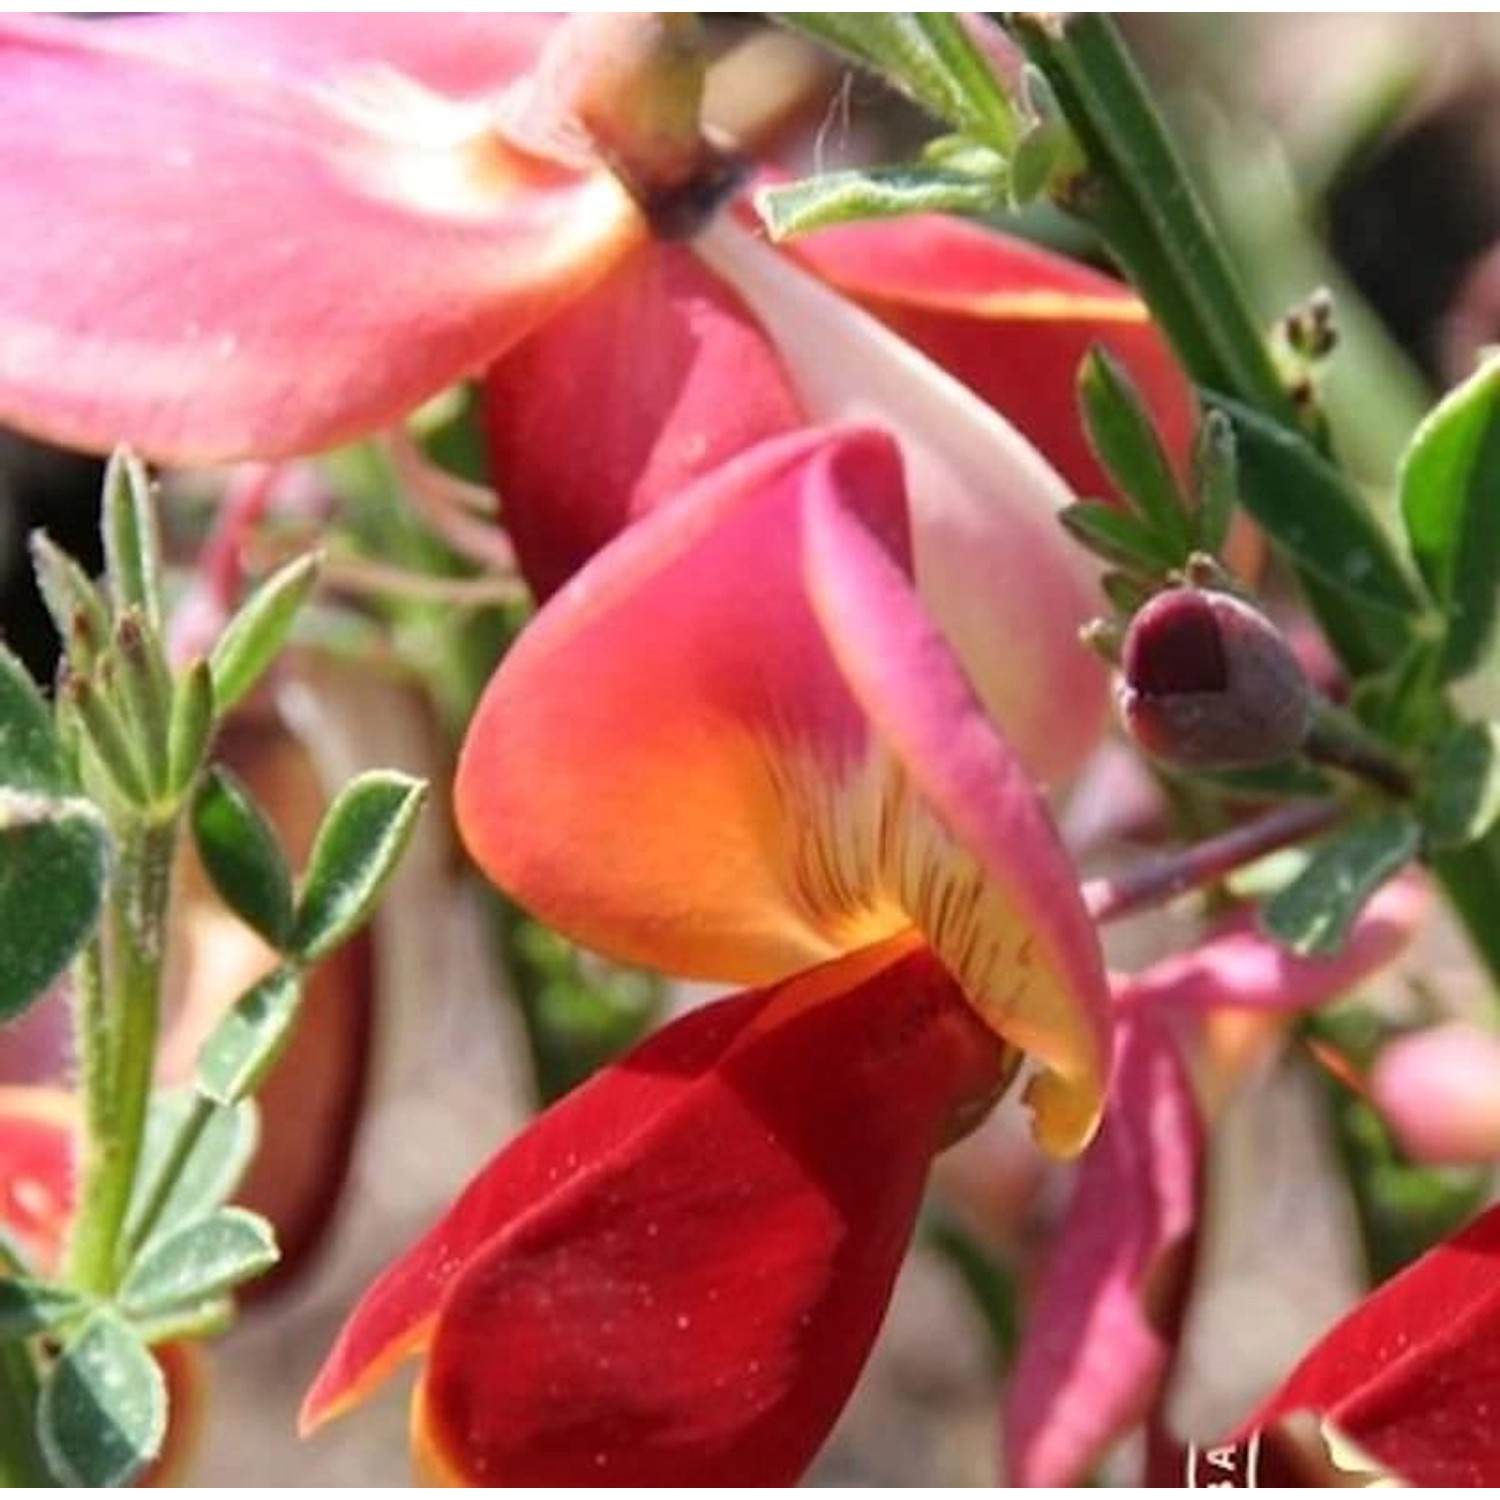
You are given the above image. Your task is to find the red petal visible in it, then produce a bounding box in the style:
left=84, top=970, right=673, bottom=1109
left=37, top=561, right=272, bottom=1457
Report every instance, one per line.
left=1240, top=1200, right=1500, bottom=1485
left=0, top=1087, right=75, bottom=1265
left=787, top=211, right=1197, bottom=503
left=1002, top=1017, right=1201, bottom=1486
left=307, top=937, right=1008, bottom=1486
left=482, top=243, right=804, bottom=600
left=0, top=16, right=641, bottom=462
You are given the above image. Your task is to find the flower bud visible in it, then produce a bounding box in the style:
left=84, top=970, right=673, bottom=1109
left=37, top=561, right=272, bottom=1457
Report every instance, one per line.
left=1118, top=586, right=1313, bottom=770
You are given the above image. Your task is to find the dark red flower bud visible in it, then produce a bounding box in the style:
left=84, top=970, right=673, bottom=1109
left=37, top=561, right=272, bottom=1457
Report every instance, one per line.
left=1118, top=587, right=1312, bottom=770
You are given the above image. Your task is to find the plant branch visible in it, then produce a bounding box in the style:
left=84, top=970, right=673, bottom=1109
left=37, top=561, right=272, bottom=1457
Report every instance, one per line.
left=1083, top=798, right=1345, bottom=925
left=64, top=818, right=177, bottom=1296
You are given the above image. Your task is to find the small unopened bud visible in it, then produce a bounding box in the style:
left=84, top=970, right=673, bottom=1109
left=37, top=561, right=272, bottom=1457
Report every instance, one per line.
left=1118, top=586, right=1313, bottom=770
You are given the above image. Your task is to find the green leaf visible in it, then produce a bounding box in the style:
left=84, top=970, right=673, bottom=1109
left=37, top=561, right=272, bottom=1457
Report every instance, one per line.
left=1398, top=356, right=1500, bottom=678
left=0, top=1278, right=87, bottom=1342
left=291, top=771, right=426, bottom=962
left=208, top=551, right=322, bottom=714
left=773, top=15, right=971, bottom=128
left=0, top=789, right=109, bottom=1022
left=64, top=674, right=151, bottom=807
left=192, top=767, right=294, bottom=947
left=1191, top=407, right=1238, bottom=555
left=908, top=12, right=1019, bottom=147
left=167, top=658, right=215, bottom=793
left=757, top=165, right=1006, bottom=242
left=1059, top=501, right=1178, bottom=573
left=120, top=1208, right=277, bottom=1318
left=125, top=1092, right=257, bottom=1251
left=1080, top=347, right=1194, bottom=553
left=1422, top=721, right=1500, bottom=850
left=28, top=533, right=108, bottom=673
left=197, top=966, right=302, bottom=1106
left=37, top=1312, right=165, bottom=1488
left=1348, top=637, right=1446, bottom=748
left=101, top=449, right=164, bottom=635
left=1211, top=397, right=1427, bottom=622
left=1100, top=569, right=1154, bottom=616
left=0, top=646, right=67, bottom=792
left=112, top=613, right=173, bottom=796
left=1262, top=812, right=1422, bottom=957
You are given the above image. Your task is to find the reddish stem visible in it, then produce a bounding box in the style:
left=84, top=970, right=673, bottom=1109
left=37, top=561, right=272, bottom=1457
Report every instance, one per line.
left=1083, top=798, right=1345, bottom=926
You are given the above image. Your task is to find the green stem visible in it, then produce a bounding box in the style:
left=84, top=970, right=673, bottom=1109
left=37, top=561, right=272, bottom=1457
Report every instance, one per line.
left=0, top=1344, right=51, bottom=1485
left=1012, top=13, right=1297, bottom=426
left=64, top=819, right=177, bottom=1296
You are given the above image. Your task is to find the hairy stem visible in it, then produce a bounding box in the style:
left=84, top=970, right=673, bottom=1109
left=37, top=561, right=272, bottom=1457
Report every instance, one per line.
left=64, top=818, right=177, bottom=1295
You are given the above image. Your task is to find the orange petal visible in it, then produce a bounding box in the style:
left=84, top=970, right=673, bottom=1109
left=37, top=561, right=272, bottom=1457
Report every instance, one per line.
left=457, top=425, right=1110, bottom=1152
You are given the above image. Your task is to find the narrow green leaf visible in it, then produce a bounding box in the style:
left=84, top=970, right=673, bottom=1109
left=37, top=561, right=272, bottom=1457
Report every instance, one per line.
left=113, top=613, right=173, bottom=796
left=125, top=1092, right=257, bottom=1251
left=0, top=1278, right=87, bottom=1341
left=1348, top=637, right=1445, bottom=748
left=774, top=14, right=969, bottom=127
left=167, top=659, right=215, bottom=793
left=101, top=449, right=163, bottom=634
left=37, top=1312, right=165, bottom=1488
left=0, top=790, right=109, bottom=1022
left=1262, top=812, right=1421, bottom=957
left=208, top=551, right=322, bottom=714
left=1079, top=347, right=1194, bottom=554
left=1398, top=356, right=1500, bottom=678
left=65, top=675, right=151, bottom=807
left=1100, top=570, right=1154, bottom=616
left=909, top=12, right=1019, bottom=148
left=291, top=771, right=427, bottom=962
left=120, top=1208, right=277, bottom=1318
left=1059, top=501, right=1178, bottom=574
left=197, top=966, right=302, bottom=1106
left=130, top=1298, right=234, bottom=1348
left=757, top=165, right=1006, bottom=242
left=1191, top=407, right=1238, bottom=555
left=1422, top=722, right=1500, bottom=850
left=1211, top=397, right=1427, bottom=621
left=0, top=646, right=67, bottom=793
left=192, top=767, right=294, bottom=947
left=28, top=533, right=109, bottom=672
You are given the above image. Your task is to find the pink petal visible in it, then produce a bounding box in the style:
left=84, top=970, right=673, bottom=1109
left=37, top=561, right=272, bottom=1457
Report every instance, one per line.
left=1116, top=873, right=1429, bottom=1016
left=456, top=424, right=1110, bottom=1153
left=1003, top=1016, right=1201, bottom=1486
left=106, top=13, right=558, bottom=96
left=695, top=218, right=1107, bottom=786
left=1371, top=1021, right=1500, bottom=1165
left=0, top=15, right=641, bottom=462
left=482, top=243, right=804, bottom=599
